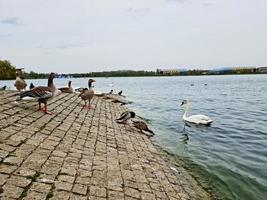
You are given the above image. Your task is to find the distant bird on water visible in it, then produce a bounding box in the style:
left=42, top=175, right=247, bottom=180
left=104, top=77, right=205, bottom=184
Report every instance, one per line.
left=29, top=83, right=35, bottom=90
left=14, top=71, right=27, bottom=91
left=79, top=79, right=96, bottom=109
left=116, top=111, right=135, bottom=124
left=0, top=86, right=7, bottom=91
left=133, top=121, right=154, bottom=136
left=109, top=89, right=113, bottom=94
left=59, top=80, right=73, bottom=93
left=16, top=73, right=56, bottom=115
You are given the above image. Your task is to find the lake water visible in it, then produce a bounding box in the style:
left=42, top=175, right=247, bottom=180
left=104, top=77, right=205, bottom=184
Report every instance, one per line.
left=1, top=75, right=267, bottom=200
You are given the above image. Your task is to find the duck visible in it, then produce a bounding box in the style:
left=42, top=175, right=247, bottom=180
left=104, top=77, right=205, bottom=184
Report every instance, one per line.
left=14, top=71, right=27, bottom=91
left=79, top=79, right=96, bottom=109
left=16, top=73, right=56, bottom=115
left=0, top=86, right=7, bottom=91
left=133, top=121, right=154, bottom=136
left=29, top=83, right=35, bottom=90
left=116, top=111, right=135, bottom=124
left=109, top=89, right=113, bottom=94
left=58, top=80, right=73, bottom=93
left=181, top=100, right=213, bottom=126
left=118, top=90, right=123, bottom=95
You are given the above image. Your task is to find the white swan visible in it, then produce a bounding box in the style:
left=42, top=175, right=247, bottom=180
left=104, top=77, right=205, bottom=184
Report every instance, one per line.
left=181, top=100, right=213, bottom=126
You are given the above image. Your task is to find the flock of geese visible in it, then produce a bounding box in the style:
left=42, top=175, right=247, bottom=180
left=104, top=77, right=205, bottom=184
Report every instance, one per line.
left=0, top=71, right=157, bottom=137
left=0, top=71, right=213, bottom=137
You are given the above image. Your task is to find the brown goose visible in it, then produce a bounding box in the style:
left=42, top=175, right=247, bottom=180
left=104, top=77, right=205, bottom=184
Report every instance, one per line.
left=79, top=79, right=95, bottom=109
left=14, top=71, right=27, bottom=91
left=59, top=80, right=73, bottom=93
left=17, top=73, right=56, bottom=114
left=133, top=121, right=154, bottom=136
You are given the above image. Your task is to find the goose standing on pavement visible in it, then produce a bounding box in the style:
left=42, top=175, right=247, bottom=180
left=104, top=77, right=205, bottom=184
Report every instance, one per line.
left=116, top=111, right=135, bottom=124
left=14, top=71, right=27, bottom=91
left=16, top=73, right=56, bottom=115
left=59, top=80, right=73, bottom=93
left=133, top=121, right=154, bottom=136
left=181, top=100, right=213, bottom=126
left=79, top=79, right=96, bottom=109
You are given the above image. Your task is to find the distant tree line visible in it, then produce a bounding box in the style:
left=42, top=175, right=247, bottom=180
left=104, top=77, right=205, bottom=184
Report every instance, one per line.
left=67, top=70, right=157, bottom=78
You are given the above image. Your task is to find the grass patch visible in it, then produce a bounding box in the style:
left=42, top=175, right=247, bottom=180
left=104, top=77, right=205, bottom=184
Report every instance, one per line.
left=26, top=171, right=40, bottom=181
left=46, top=191, right=54, bottom=199
left=20, top=189, right=27, bottom=198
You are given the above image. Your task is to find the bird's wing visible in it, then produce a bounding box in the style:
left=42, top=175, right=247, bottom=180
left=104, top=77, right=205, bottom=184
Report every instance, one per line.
left=20, top=86, right=52, bottom=99
left=117, top=111, right=129, bottom=120
left=80, top=90, right=89, bottom=100
left=58, top=87, right=68, bottom=91
left=187, top=115, right=212, bottom=123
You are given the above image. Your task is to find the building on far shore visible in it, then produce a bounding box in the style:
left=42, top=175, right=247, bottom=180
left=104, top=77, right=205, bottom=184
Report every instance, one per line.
left=257, top=67, right=267, bottom=73
left=156, top=69, right=187, bottom=75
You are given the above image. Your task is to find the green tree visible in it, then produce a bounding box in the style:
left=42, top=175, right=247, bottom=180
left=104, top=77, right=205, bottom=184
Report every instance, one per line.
left=0, top=59, right=16, bottom=80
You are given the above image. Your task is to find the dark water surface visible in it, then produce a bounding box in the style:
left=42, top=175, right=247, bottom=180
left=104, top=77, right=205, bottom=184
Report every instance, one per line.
left=1, top=75, right=267, bottom=200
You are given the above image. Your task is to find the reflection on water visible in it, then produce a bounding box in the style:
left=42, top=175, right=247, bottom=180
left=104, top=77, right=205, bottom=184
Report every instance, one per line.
left=1, top=75, right=267, bottom=200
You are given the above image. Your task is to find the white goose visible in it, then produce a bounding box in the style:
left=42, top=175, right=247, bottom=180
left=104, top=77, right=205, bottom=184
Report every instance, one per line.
left=181, top=100, right=213, bottom=126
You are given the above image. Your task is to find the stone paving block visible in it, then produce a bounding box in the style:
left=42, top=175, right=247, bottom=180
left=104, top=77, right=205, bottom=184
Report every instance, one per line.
left=108, top=190, right=124, bottom=200
left=72, top=183, right=87, bottom=195
left=55, top=181, right=73, bottom=191
left=60, top=167, right=77, bottom=176
left=7, top=175, right=31, bottom=188
left=57, top=175, right=75, bottom=184
left=69, top=194, right=87, bottom=200
left=75, top=177, right=91, bottom=185
left=3, top=156, right=23, bottom=166
left=1, top=184, right=24, bottom=199
left=22, top=190, right=47, bottom=200
left=50, top=191, right=71, bottom=200
left=89, top=185, right=107, bottom=197
left=0, top=173, right=9, bottom=186
left=0, top=164, right=17, bottom=174
left=125, top=187, right=141, bottom=199
left=30, top=182, right=52, bottom=193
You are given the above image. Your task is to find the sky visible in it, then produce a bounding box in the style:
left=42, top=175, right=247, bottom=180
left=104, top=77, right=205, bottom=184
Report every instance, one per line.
left=0, top=0, right=267, bottom=73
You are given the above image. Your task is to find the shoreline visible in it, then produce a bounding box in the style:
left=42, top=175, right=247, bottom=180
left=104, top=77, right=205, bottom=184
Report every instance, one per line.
left=154, top=144, right=218, bottom=200
left=1, top=72, right=267, bottom=81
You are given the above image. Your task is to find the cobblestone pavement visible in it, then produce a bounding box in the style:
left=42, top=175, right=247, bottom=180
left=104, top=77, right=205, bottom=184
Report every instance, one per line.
left=0, top=91, right=211, bottom=200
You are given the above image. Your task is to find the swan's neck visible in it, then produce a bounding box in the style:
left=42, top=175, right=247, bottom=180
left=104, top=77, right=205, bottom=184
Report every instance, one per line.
left=183, top=104, right=190, bottom=118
